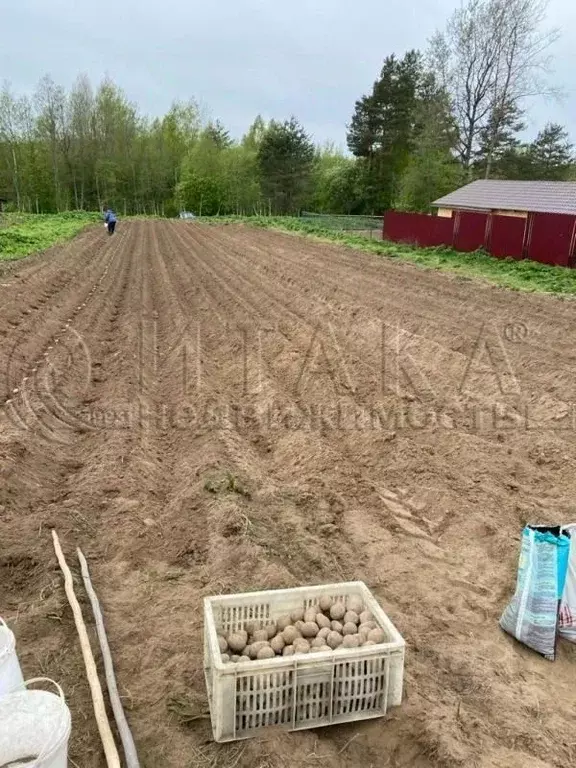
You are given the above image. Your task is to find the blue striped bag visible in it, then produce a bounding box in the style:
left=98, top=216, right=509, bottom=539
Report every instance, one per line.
left=500, top=525, right=570, bottom=660
left=559, top=523, right=576, bottom=643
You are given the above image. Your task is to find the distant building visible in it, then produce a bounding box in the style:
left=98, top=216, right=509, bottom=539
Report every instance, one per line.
left=432, top=180, right=576, bottom=220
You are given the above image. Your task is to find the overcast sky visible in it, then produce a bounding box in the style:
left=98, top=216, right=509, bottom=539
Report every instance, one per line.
left=2, top=0, right=575, bottom=148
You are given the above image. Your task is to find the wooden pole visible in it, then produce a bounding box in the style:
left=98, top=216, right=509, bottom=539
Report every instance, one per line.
left=78, top=548, right=141, bottom=768
left=51, top=530, right=121, bottom=768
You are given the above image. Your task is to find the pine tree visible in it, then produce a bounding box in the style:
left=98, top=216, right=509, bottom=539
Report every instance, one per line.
left=204, top=120, right=232, bottom=150
left=347, top=51, right=425, bottom=212
left=398, top=76, right=462, bottom=211
left=257, top=118, right=315, bottom=214
left=526, top=123, right=574, bottom=180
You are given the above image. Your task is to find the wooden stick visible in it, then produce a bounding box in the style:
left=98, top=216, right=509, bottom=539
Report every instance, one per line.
left=51, top=530, right=121, bottom=768
left=78, top=548, right=141, bottom=768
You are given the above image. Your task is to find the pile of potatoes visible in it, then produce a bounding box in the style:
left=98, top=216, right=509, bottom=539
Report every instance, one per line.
left=217, top=594, right=387, bottom=663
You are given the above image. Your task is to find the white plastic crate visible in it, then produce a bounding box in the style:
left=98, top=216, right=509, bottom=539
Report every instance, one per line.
left=204, top=581, right=405, bottom=742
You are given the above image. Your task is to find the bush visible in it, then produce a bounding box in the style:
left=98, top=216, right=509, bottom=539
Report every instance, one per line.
left=0, top=212, right=98, bottom=260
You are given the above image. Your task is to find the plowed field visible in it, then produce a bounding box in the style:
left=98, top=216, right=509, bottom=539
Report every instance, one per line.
left=1, top=221, right=576, bottom=767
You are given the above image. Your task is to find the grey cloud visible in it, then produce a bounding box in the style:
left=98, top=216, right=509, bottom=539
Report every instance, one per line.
left=2, top=0, right=574, bottom=146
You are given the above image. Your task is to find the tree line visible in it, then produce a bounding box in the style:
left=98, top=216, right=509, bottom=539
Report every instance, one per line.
left=0, top=0, right=573, bottom=217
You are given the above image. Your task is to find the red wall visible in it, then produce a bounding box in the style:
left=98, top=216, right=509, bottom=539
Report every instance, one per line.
left=490, top=215, right=526, bottom=260
left=383, top=209, right=576, bottom=268
left=527, top=213, right=576, bottom=267
left=383, top=211, right=454, bottom=247
left=454, top=212, right=489, bottom=252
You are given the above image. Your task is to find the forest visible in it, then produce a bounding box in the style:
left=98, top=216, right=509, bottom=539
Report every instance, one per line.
left=0, top=0, right=573, bottom=217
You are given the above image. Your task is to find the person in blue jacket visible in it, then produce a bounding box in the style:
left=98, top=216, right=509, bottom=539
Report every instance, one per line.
left=104, top=207, right=117, bottom=235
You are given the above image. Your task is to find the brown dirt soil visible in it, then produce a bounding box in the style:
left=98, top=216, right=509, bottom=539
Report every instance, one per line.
left=1, top=220, right=576, bottom=767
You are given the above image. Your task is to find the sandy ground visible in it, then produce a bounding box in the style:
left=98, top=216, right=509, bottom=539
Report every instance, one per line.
left=1, top=221, right=576, bottom=767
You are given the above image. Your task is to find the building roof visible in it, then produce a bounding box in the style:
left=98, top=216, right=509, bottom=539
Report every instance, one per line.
left=432, top=180, right=576, bottom=216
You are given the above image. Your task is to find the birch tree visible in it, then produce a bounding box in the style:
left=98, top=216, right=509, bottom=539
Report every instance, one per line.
left=0, top=83, right=26, bottom=209
left=430, top=0, right=559, bottom=175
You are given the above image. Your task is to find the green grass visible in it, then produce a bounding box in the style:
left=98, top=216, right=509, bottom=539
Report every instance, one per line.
left=0, top=212, right=100, bottom=260
left=200, top=215, right=576, bottom=296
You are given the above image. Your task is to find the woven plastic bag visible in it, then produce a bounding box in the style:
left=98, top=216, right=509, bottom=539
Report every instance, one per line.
left=500, top=525, right=570, bottom=660
left=559, top=523, right=576, bottom=643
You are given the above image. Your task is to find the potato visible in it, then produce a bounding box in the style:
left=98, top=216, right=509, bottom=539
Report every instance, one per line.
left=217, top=636, right=228, bottom=653
left=295, top=620, right=305, bottom=633
left=239, top=630, right=248, bottom=644
left=347, top=596, right=364, bottom=614
left=367, top=628, right=386, bottom=644
left=316, top=613, right=331, bottom=629
left=304, top=607, right=318, bottom=624
left=319, top=594, right=333, bottom=613
left=362, top=640, right=376, bottom=647
left=221, top=653, right=231, bottom=663
left=344, top=611, right=359, bottom=626
left=358, top=627, right=370, bottom=643
left=331, top=621, right=343, bottom=633
left=360, top=611, right=374, bottom=624
left=248, top=641, right=270, bottom=659
left=245, top=621, right=260, bottom=636
left=330, top=602, right=346, bottom=620
left=257, top=646, right=276, bottom=660
left=342, top=622, right=357, bottom=636
left=252, top=629, right=269, bottom=643
left=282, top=626, right=300, bottom=644
left=290, top=608, right=305, bottom=622
left=270, top=634, right=285, bottom=654
left=359, top=621, right=377, bottom=633
left=240, top=647, right=251, bottom=658
left=293, top=638, right=311, bottom=654
left=230, top=654, right=241, bottom=662
left=227, top=632, right=247, bottom=653
left=310, top=645, right=330, bottom=653
left=326, top=631, right=343, bottom=649
left=342, top=634, right=360, bottom=648
left=283, top=645, right=295, bottom=656
left=318, top=627, right=330, bottom=640
left=264, top=623, right=277, bottom=640
left=300, top=622, right=319, bottom=638
left=277, top=615, right=292, bottom=632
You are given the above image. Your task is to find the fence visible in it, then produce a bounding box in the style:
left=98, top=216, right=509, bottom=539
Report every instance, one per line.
left=301, top=212, right=384, bottom=239
left=383, top=210, right=576, bottom=268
